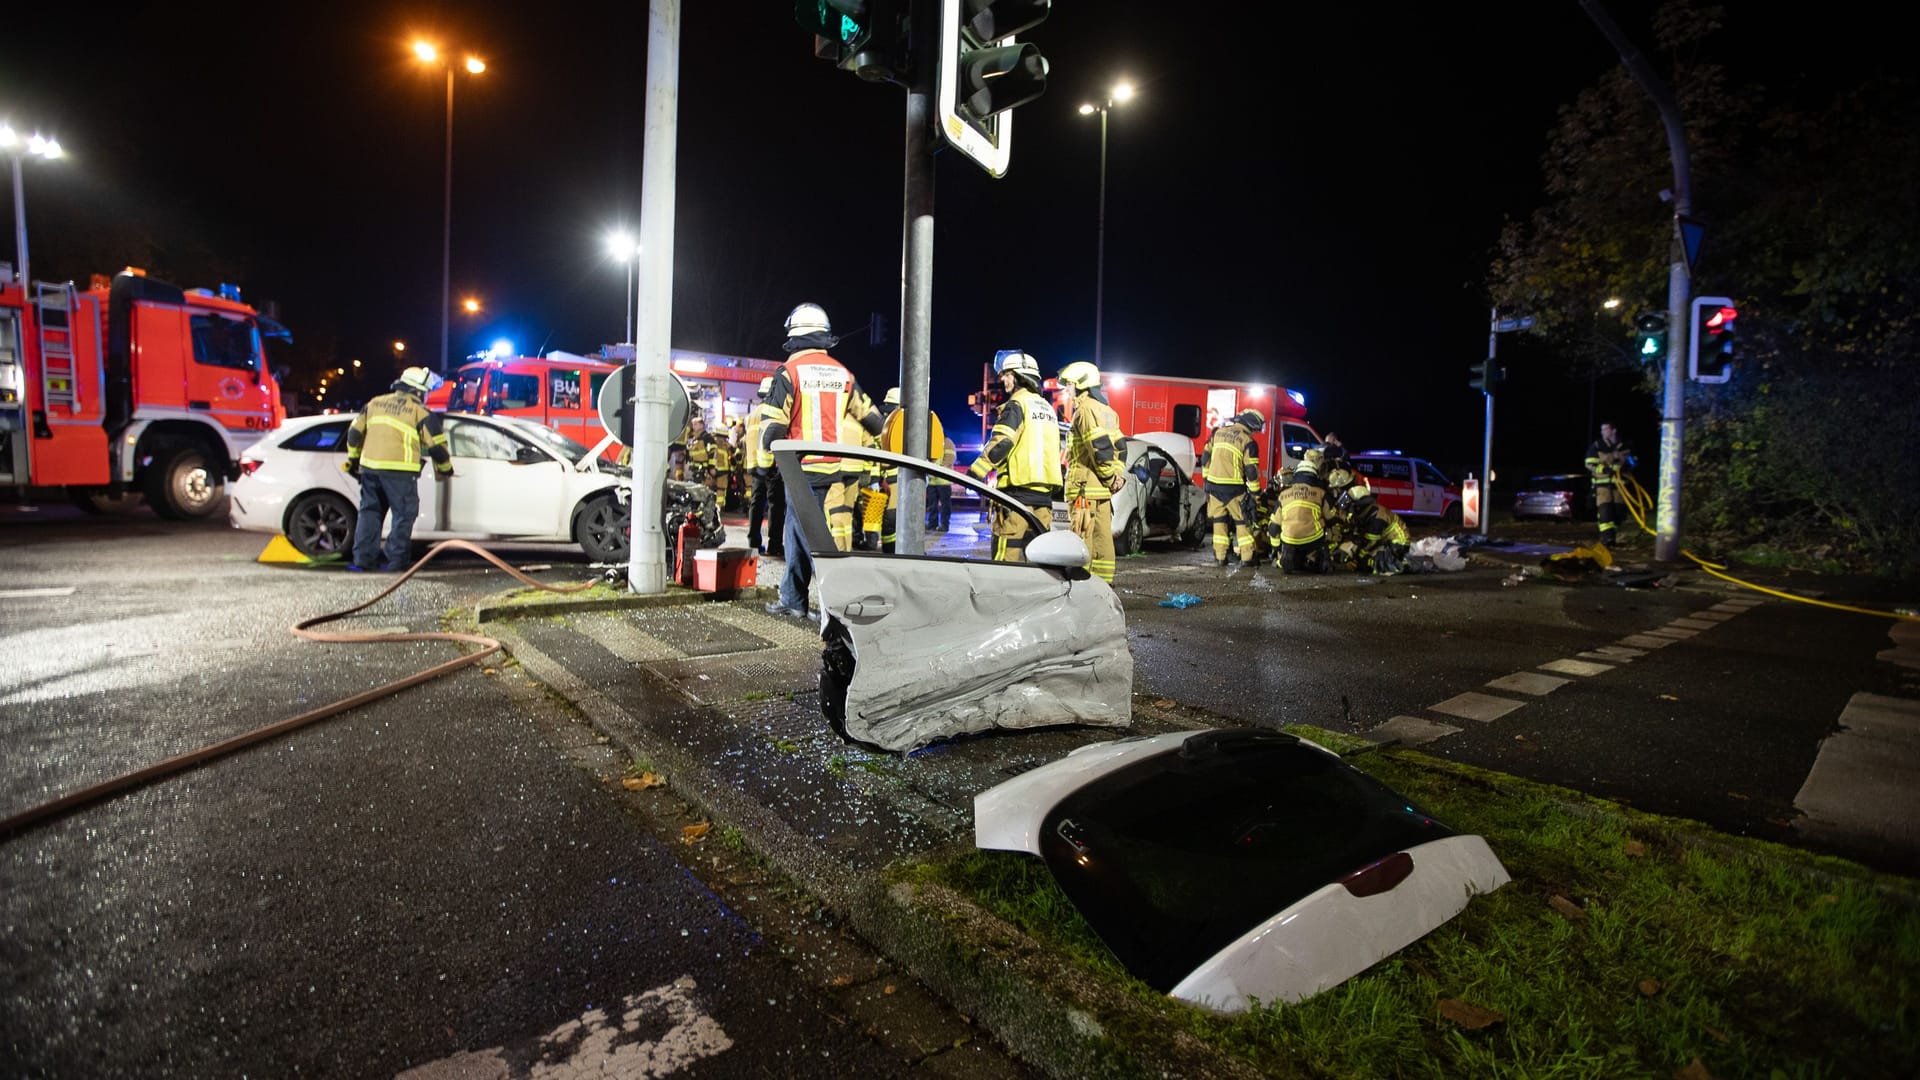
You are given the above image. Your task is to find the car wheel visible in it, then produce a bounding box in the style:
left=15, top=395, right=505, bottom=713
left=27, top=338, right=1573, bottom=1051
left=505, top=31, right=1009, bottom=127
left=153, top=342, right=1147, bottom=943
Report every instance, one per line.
left=575, top=495, right=631, bottom=563
left=286, top=492, right=357, bottom=556
left=1443, top=502, right=1464, bottom=528
left=820, top=620, right=854, bottom=742
left=1123, top=509, right=1147, bottom=555
left=144, top=446, right=224, bottom=520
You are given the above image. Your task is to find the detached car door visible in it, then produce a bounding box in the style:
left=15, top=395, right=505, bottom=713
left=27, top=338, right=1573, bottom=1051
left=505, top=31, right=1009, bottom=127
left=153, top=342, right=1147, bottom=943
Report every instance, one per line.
left=439, top=417, right=567, bottom=537
left=774, top=440, right=1133, bottom=754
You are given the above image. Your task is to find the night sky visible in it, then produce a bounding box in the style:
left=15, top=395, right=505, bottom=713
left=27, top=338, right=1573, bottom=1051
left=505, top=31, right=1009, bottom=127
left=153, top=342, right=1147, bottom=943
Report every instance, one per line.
left=0, top=2, right=1879, bottom=477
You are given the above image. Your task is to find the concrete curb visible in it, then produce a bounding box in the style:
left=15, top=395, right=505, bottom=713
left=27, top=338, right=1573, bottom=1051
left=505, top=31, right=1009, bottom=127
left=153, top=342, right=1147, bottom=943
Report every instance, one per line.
left=496, top=622, right=1260, bottom=1078
left=475, top=584, right=776, bottom=623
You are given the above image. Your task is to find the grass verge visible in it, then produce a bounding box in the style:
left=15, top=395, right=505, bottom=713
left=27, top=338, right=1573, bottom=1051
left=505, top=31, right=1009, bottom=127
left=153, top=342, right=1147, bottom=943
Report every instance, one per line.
left=898, top=726, right=1918, bottom=1078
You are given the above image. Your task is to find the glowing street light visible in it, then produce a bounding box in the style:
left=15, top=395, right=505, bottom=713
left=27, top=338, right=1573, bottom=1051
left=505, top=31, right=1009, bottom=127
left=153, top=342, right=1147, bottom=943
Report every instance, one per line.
left=606, top=229, right=641, bottom=344
left=412, top=36, right=489, bottom=373
left=1603, top=297, right=1622, bottom=310
left=1077, top=81, right=1136, bottom=367
left=462, top=297, right=481, bottom=314
left=2, top=121, right=67, bottom=290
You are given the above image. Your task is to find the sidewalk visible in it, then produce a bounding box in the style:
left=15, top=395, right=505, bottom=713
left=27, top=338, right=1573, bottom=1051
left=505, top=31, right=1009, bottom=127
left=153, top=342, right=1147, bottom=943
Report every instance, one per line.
left=484, top=550, right=1267, bottom=1077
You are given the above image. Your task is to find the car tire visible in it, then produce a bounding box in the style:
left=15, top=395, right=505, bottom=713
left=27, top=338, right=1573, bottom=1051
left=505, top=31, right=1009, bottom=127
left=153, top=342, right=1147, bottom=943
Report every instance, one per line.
left=144, top=446, right=224, bottom=520
left=1443, top=502, right=1464, bottom=528
left=1123, top=509, right=1147, bottom=555
left=286, top=491, right=357, bottom=557
left=820, top=620, right=854, bottom=742
left=575, top=495, right=631, bottom=563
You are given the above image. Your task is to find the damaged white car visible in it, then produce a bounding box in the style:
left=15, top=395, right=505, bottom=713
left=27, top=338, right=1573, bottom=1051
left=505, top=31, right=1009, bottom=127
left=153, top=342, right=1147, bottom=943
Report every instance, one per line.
left=771, top=440, right=1132, bottom=754
left=975, top=728, right=1510, bottom=1012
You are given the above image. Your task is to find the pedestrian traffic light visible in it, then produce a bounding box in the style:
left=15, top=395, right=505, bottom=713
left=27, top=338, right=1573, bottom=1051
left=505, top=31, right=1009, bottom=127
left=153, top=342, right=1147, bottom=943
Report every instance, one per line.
left=795, top=0, right=904, bottom=81
left=1468, top=359, right=1503, bottom=394
left=936, top=0, right=1051, bottom=177
left=1689, top=295, right=1736, bottom=384
left=1634, top=311, right=1668, bottom=363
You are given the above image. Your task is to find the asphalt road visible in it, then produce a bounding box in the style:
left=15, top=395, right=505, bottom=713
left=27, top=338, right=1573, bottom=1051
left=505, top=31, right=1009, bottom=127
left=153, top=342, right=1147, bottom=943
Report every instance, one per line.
left=0, top=505, right=915, bottom=1078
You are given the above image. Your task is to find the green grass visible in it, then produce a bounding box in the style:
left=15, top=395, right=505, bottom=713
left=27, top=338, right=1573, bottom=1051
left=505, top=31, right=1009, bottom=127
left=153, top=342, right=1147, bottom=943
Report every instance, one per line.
left=899, top=737, right=1919, bottom=1078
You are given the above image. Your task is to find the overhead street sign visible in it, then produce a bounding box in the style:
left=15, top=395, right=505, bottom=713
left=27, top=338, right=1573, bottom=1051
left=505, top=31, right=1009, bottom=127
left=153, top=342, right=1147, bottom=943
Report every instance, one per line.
left=1492, top=316, right=1535, bottom=333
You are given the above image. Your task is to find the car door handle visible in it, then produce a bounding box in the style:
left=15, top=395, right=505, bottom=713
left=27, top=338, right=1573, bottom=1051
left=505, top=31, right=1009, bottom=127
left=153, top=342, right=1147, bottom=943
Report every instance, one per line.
left=844, top=596, right=893, bottom=617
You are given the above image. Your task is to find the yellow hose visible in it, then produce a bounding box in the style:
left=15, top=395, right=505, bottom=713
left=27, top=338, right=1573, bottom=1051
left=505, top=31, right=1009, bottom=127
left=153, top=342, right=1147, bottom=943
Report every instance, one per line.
left=1613, top=470, right=1917, bottom=621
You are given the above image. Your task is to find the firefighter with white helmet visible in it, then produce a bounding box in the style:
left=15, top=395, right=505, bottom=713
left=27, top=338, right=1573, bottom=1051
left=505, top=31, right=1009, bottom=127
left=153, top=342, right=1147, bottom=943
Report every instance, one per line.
left=968, top=350, right=1063, bottom=562
left=1058, top=361, right=1126, bottom=581
left=760, top=303, right=884, bottom=617
left=1201, top=407, right=1266, bottom=568
left=745, top=375, right=785, bottom=556
left=1272, top=447, right=1333, bottom=573
left=343, top=366, right=452, bottom=572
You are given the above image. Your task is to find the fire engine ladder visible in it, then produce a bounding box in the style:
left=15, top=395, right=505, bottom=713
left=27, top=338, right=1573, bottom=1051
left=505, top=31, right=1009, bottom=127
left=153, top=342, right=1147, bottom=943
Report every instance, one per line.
left=34, top=281, right=82, bottom=414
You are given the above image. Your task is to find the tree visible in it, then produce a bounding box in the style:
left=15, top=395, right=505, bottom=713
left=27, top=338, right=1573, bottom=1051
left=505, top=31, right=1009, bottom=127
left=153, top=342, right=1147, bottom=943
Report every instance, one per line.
left=1490, top=2, right=1919, bottom=574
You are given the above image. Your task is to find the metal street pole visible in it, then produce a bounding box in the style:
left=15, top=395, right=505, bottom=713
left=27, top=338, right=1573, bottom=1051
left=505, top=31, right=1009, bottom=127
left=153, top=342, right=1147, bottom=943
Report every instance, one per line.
left=895, top=0, right=936, bottom=556
left=9, top=155, right=27, bottom=290
left=624, top=257, right=634, bottom=344
left=1482, top=308, right=1497, bottom=538
left=1093, top=105, right=1107, bottom=368
left=440, top=66, right=454, bottom=374
left=627, top=0, right=680, bottom=593
left=1579, top=0, right=1693, bottom=563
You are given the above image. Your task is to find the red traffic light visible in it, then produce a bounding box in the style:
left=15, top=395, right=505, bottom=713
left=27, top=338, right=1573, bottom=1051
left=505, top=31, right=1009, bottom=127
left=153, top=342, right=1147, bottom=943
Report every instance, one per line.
left=1705, top=305, right=1737, bottom=333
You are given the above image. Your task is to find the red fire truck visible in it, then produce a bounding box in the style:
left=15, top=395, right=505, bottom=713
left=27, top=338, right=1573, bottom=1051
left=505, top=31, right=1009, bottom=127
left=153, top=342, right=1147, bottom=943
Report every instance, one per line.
left=429, top=346, right=782, bottom=447
left=1, top=265, right=288, bottom=517
left=973, top=368, right=1323, bottom=484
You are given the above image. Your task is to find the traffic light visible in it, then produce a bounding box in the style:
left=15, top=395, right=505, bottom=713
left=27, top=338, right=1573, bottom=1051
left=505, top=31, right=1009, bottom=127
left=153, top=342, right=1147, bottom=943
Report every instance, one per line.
left=1634, top=311, right=1668, bottom=363
left=1689, top=295, right=1736, bottom=384
left=795, top=1, right=904, bottom=82
left=936, top=0, right=1052, bottom=177
left=1468, top=359, right=1504, bottom=394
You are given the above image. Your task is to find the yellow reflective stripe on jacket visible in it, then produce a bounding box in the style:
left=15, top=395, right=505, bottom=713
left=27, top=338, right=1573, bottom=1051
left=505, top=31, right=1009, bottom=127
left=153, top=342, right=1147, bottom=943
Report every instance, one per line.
left=1004, top=388, right=1062, bottom=491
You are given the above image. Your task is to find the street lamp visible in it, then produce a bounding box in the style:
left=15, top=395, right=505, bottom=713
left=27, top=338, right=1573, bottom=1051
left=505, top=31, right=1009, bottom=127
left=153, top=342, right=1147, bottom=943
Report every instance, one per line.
left=462, top=297, right=482, bottom=314
left=1077, top=81, right=1135, bottom=369
left=605, top=230, right=641, bottom=344
left=412, top=38, right=488, bottom=374
left=1, top=123, right=65, bottom=290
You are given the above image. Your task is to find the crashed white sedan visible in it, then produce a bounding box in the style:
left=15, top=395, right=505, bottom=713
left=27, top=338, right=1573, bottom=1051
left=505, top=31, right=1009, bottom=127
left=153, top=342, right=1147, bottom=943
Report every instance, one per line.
left=772, top=440, right=1133, bottom=754
left=976, top=728, right=1510, bottom=1012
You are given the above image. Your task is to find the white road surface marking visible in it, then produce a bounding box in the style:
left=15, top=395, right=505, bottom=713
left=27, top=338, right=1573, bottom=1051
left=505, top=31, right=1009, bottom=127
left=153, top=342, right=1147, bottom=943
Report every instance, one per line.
left=1485, top=671, right=1572, bottom=696
left=0, top=587, right=76, bottom=598
left=1429, top=692, right=1527, bottom=723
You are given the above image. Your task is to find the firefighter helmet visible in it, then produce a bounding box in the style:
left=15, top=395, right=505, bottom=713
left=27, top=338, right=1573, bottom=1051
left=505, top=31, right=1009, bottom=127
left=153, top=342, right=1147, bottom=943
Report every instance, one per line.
left=993, top=349, right=1041, bottom=387
left=1326, top=467, right=1353, bottom=490
left=1348, top=482, right=1372, bottom=501
left=1057, top=361, right=1101, bottom=391
left=396, top=366, right=438, bottom=395
left=884, top=386, right=901, bottom=406
left=1235, top=408, right=1267, bottom=432
left=756, top=376, right=774, bottom=397
left=784, top=302, right=831, bottom=338
left=1296, top=448, right=1324, bottom=475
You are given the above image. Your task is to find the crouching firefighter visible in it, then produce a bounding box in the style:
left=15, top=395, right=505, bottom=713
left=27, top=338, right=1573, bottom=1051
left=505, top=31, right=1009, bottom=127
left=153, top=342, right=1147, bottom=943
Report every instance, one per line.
left=1272, top=448, right=1332, bottom=573
left=1339, top=478, right=1410, bottom=574
left=968, top=350, right=1062, bottom=563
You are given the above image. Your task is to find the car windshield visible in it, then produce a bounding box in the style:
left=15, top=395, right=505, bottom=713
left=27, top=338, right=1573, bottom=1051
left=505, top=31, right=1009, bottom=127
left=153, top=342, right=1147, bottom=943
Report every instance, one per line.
left=1036, top=730, right=1456, bottom=992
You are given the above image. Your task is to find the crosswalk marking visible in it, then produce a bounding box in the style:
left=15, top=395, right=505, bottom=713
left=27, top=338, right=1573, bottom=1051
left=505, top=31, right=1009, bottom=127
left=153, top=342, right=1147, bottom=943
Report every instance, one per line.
left=1430, top=692, right=1527, bottom=722
left=1486, top=671, right=1571, bottom=696
left=1539, top=658, right=1613, bottom=676
left=1793, top=693, right=1920, bottom=853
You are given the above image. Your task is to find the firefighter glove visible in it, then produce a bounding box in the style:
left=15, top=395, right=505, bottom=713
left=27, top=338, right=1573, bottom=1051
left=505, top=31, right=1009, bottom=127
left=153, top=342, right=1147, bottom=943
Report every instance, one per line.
left=343, top=460, right=361, bottom=478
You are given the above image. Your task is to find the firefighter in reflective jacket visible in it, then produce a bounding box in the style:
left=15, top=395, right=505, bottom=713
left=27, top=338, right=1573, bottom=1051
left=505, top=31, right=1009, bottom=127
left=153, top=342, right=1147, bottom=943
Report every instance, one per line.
left=1338, top=478, right=1411, bottom=574
left=1059, top=361, right=1127, bottom=582
left=863, top=387, right=903, bottom=551
left=968, top=350, right=1062, bottom=562
left=344, top=366, right=452, bottom=572
left=745, top=377, right=785, bottom=557
left=1272, top=448, right=1332, bottom=573
left=1585, top=421, right=1633, bottom=547
left=759, top=303, right=885, bottom=618
left=1202, top=408, right=1266, bottom=567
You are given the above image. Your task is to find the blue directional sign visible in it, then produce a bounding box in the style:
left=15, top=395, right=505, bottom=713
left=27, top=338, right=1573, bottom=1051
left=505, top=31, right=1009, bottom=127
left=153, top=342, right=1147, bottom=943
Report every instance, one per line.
left=1492, top=316, right=1535, bottom=333
left=1678, top=216, right=1706, bottom=274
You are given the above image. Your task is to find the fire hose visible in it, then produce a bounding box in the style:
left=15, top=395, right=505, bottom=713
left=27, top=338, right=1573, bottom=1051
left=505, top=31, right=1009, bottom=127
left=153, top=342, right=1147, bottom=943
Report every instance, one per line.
left=1613, top=470, right=1917, bottom=622
left=0, top=540, right=596, bottom=839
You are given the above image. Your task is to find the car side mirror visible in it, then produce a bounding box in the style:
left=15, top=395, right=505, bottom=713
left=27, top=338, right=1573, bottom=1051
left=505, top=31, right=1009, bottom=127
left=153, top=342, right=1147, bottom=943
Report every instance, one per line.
left=1025, top=529, right=1091, bottom=569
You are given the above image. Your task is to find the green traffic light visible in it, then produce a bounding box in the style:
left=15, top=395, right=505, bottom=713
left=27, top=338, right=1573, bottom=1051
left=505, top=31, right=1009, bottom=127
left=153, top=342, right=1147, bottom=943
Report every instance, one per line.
left=1640, top=336, right=1661, bottom=357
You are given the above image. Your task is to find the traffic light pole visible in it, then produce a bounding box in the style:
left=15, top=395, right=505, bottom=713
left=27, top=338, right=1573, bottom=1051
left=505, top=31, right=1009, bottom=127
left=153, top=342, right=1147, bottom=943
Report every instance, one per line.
left=626, top=0, right=680, bottom=593
left=895, top=0, right=936, bottom=556
left=1481, top=308, right=1496, bottom=538
left=1580, top=0, right=1692, bottom=563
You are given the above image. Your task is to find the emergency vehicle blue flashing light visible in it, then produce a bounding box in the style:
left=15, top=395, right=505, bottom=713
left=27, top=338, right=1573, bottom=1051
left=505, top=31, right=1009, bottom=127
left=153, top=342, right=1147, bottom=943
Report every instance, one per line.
left=1287, top=389, right=1306, bottom=407
left=217, top=283, right=242, bottom=302
left=490, top=338, right=514, bottom=359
